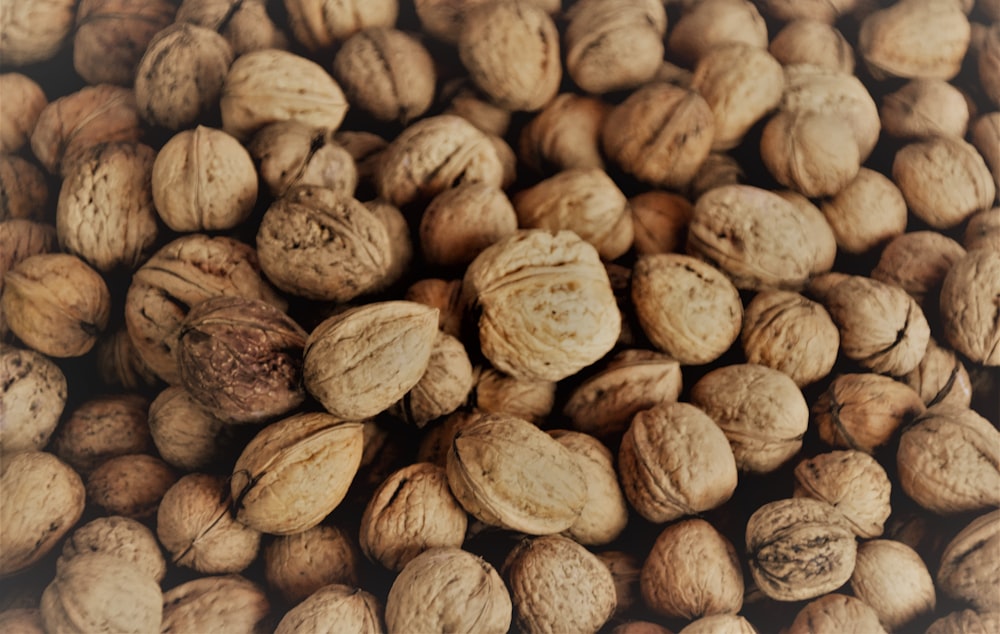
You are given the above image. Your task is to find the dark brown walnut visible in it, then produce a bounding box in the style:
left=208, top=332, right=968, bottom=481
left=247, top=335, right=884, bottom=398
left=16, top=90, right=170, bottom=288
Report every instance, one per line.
left=602, top=83, right=715, bottom=189
left=177, top=296, right=307, bottom=424
left=971, top=115, right=1000, bottom=193
left=94, top=326, right=159, bottom=391
left=982, top=24, right=1000, bottom=107
left=859, top=0, right=970, bottom=80
left=333, top=27, right=436, bottom=123
left=56, top=142, right=159, bottom=273
left=937, top=510, right=1000, bottom=612
left=939, top=249, right=1000, bottom=365
left=175, top=0, right=287, bottom=55
left=420, top=183, right=518, bottom=268
left=249, top=120, right=357, bottom=199
left=926, top=610, right=1000, bottom=634
left=50, top=393, right=152, bottom=475
left=793, top=450, right=892, bottom=539
left=161, top=574, right=271, bottom=634
left=0, top=155, right=48, bottom=222
left=691, top=364, right=808, bottom=473
left=389, top=332, right=474, bottom=427
left=30, top=84, right=142, bottom=176
left=157, top=473, right=261, bottom=574
left=850, top=539, right=936, bottom=631
left=821, top=168, right=908, bottom=255
left=443, top=81, right=512, bottom=137
left=2, top=253, right=110, bottom=358
left=746, top=497, right=858, bottom=602
left=667, top=0, right=768, bottom=67
left=769, top=20, right=855, bottom=74
left=231, top=413, right=364, bottom=535
left=596, top=550, right=642, bottom=617
left=471, top=367, right=556, bottom=425
left=0, top=451, right=85, bottom=578
left=787, top=594, right=886, bottom=634
left=897, top=404, right=1000, bottom=515
left=405, top=278, right=463, bottom=338
left=0, top=220, right=56, bottom=326
left=87, top=454, right=177, bottom=519
left=519, top=93, right=610, bottom=173
left=760, top=110, right=861, bottom=198
left=147, top=386, right=232, bottom=472
left=124, top=233, right=286, bottom=385
left=0, top=73, right=47, bottom=154
left=59, top=516, right=166, bottom=583
left=275, top=584, right=382, bottom=634
left=642, top=519, right=743, bottom=621
left=902, top=337, right=973, bottom=408
left=0, top=346, right=65, bottom=455
left=549, top=430, right=627, bottom=546
left=564, top=0, right=667, bottom=94
left=629, top=191, right=692, bottom=256
left=284, top=0, right=397, bottom=52
left=871, top=230, right=967, bottom=313
left=881, top=79, right=970, bottom=139
left=0, top=0, right=77, bottom=67
left=73, top=0, right=176, bottom=86
left=813, top=373, right=925, bottom=453
left=264, top=524, right=361, bottom=605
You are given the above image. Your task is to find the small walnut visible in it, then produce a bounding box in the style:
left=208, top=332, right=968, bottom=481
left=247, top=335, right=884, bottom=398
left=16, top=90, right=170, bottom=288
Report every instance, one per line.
left=389, top=332, right=474, bottom=427
left=87, top=454, right=177, bottom=519
left=601, top=83, right=715, bottom=189
left=984, top=24, right=1000, bottom=107
left=365, top=199, right=412, bottom=292
left=549, top=430, right=627, bottom=545
left=0, top=451, right=84, bottom=577
left=629, top=191, right=692, bottom=256
left=251, top=124, right=356, bottom=201
left=161, top=574, right=271, bottom=634
left=0, top=156, right=48, bottom=223
left=926, top=609, right=1000, bottom=634
left=405, top=278, right=463, bottom=338
left=385, top=547, right=511, bottom=634
left=471, top=367, right=556, bottom=425
left=564, top=0, right=667, bottom=94
left=813, top=373, right=925, bottom=453
left=746, top=497, right=858, bottom=602
left=285, top=0, right=397, bottom=52
left=971, top=114, right=1000, bottom=194
left=0, top=73, right=47, bottom=154
left=596, top=550, right=642, bottom=616
left=850, top=539, right=936, bottom=631
left=73, top=0, right=176, bottom=86
left=668, top=0, right=768, bottom=67
left=0, top=346, right=66, bottom=455
left=519, top=93, right=610, bottom=174
left=871, top=230, right=966, bottom=311
left=420, top=183, right=518, bottom=268
left=769, top=20, right=855, bottom=74
left=897, top=404, right=1000, bottom=515
left=2, top=253, right=110, bottom=358
left=40, top=554, right=162, bottom=634
left=691, top=364, right=808, bottom=473
left=0, top=0, right=77, bottom=67
left=937, top=510, right=1000, bottom=612
left=821, top=167, right=907, bottom=254
left=761, top=110, right=860, bottom=198
left=94, top=326, right=159, bottom=391
left=50, top=393, right=152, bottom=475
left=175, top=0, right=287, bottom=55
left=147, top=387, right=228, bottom=471
left=619, top=402, right=737, bottom=523
left=231, top=413, right=363, bottom=535
left=220, top=49, right=349, bottom=141
left=274, top=585, right=382, bottom=634
left=505, top=535, right=616, bottom=634
left=157, top=473, right=261, bottom=574
left=787, top=594, right=886, bottom=634
left=902, top=337, right=973, bottom=408
left=940, top=249, right=1000, bottom=365
left=859, top=0, right=971, bottom=80
left=881, top=79, right=970, bottom=139
left=59, top=516, right=166, bottom=583
left=264, top=524, right=361, bottom=605
left=964, top=206, right=1000, bottom=252
left=446, top=412, right=586, bottom=535
left=458, top=1, right=560, bottom=111
left=642, top=519, right=743, bottom=620
left=793, top=450, right=892, bottom=539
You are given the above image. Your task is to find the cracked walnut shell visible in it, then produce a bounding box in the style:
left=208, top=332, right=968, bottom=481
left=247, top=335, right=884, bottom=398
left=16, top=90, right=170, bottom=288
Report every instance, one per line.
left=813, top=373, right=925, bottom=453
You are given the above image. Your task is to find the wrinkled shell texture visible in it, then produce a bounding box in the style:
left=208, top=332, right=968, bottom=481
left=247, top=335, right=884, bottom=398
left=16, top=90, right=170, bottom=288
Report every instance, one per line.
left=821, top=167, right=907, bottom=254
left=390, top=331, right=474, bottom=426
left=902, top=337, right=973, bottom=408
left=419, top=182, right=518, bottom=268
left=160, top=574, right=271, bottom=634
left=793, top=450, right=892, bottom=539
left=0, top=347, right=66, bottom=455
left=787, top=594, right=886, bottom=634
left=285, top=0, right=398, bottom=52
left=871, top=230, right=967, bottom=309
left=86, top=453, right=177, bottom=519
left=940, top=249, right=1000, bottom=365
left=50, top=393, right=153, bottom=475
left=937, top=510, right=1000, bottom=612
left=0, top=0, right=76, bottom=67
left=850, top=539, right=936, bottom=631
left=275, top=584, right=383, bottom=634
left=550, top=430, right=628, bottom=545
left=760, top=110, right=861, bottom=198
left=59, top=516, right=166, bottom=583
left=814, top=372, right=926, bottom=453
left=264, top=525, right=361, bottom=605
left=768, top=19, right=855, bottom=73
left=250, top=121, right=359, bottom=198
left=519, top=93, right=609, bottom=173
left=880, top=79, right=970, bottom=139
left=147, top=385, right=228, bottom=472
left=859, top=0, right=971, bottom=80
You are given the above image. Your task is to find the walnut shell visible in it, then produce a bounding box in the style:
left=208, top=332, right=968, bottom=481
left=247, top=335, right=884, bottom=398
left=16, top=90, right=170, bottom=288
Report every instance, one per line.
left=937, top=509, right=1000, bottom=612
left=176, top=0, right=287, bottom=55
left=405, top=278, right=463, bottom=338
left=365, top=199, right=412, bottom=292
left=761, top=110, right=860, bottom=198
left=964, top=206, right=1000, bottom=252
left=443, top=82, right=512, bottom=137
left=470, top=367, right=556, bottom=425
left=389, top=332, right=474, bottom=427
left=385, top=547, right=511, bottom=634
left=769, top=20, right=855, bottom=74
left=629, top=191, right=692, bottom=256
left=0, top=73, right=46, bottom=155
left=419, top=183, right=518, bottom=268
left=0, top=221, right=56, bottom=316
left=667, top=0, right=768, bottom=67
left=971, top=113, right=1000, bottom=195
left=0, top=451, right=84, bottom=577
left=881, top=79, right=970, bottom=139
left=274, top=585, right=383, bottom=634
left=787, top=594, right=886, bottom=634
left=250, top=123, right=357, bottom=200
left=231, top=413, right=363, bottom=535
left=596, top=550, right=642, bottom=617
left=0, top=608, right=44, bottom=633
left=688, top=152, right=746, bottom=200
left=0, top=156, right=48, bottom=222
left=983, top=23, right=1000, bottom=107
left=793, top=450, right=892, bottom=539
left=821, top=167, right=907, bottom=254
left=50, top=393, right=152, bottom=475
left=548, top=430, right=627, bottom=545
left=850, top=539, right=935, bottom=631
left=926, top=609, right=1000, bottom=634
left=93, top=326, right=160, bottom=391
left=679, top=614, right=757, bottom=634
left=611, top=622, right=673, bottom=634
left=0, top=346, right=66, bottom=455
left=902, top=337, right=973, bottom=408
left=813, top=373, right=926, bottom=453
left=940, top=249, right=1000, bottom=365
left=58, top=516, right=166, bottom=583
left=0, top=0, right=77, bottom=67
left=264, top=524, right=361, bottom=605
left=87, top=454, right=177, bottom=519
left=758, top=0, right=858, bottom=23
left=859, top=0, right=971, bottom=80
left=519, top=93, right=609, bottom=174
left=641, top=518, right=744, bottom=620
left=871, top=231, right=966, bottom=311
left=73, top=0, right=176, bottom=86
left=285, top=0, right=397, bottom=51
left=746, top=497, right=858, bottom=602
left=161, top=574, right=271, bottom=634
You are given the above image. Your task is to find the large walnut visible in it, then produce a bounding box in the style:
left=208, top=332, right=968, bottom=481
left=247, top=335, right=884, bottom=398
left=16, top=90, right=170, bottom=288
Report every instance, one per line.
left=821, top=167, right=908, bottom=255
left=160, top=575, right=271, bottom=634
left=937, top=510, right=1000, bottom=612
left=264, top=525, right=361, bottom=605
left=793, top=450, right=892, bottom=539
left=871, top=230, right=967, bottom=311
left=859, top=0, right=970, bottom=80
left=0, top=0, right=77, bottom=67
left=0, top=346, right=66, bottom=455
left=881, top=79, right=970, bottom=139
left=813, top=373, right=925, bottom=453
left=274, top=585, right=382, bottom=634
left=939, top=249, right=1000, bottom=366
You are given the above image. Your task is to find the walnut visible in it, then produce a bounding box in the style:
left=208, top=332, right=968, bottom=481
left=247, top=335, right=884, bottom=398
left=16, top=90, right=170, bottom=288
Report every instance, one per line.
left=264, top=524, right=361, bottom=604
left=0, top=451, right=84, bottom=577
left=220, top=49, right=349, bottom=141
left=680, top=615, right=757, bottom=634
left=629, top=191, right=692, bottom=256
left=939, top=249, right=1000, bottom=365
left=793, top=450, right=892, bottom=539
left=161, top=575, right=271, bottom=634
left=50, top=393, right=152, bottom=475
left=56, top=142, right=159, bottom=273
left=620, top=402, right=737, bottom=523
left=124, top=234, right=286, bottom=385
left=564, top=0, right=667, bottom=94
left=596, top=550, right=642, bottom=616
left=420, top=183, right=518, bottom=268
left=610, top=622, right=673, bottom=634
left=0, top=608, right=44, bottom=633
left=687, top=152, right=745, bottom=200
left=175, top=0, right=287, bottom=55
left=0, top=156, right=48, bottom=222
left=505, top=535, right=616, bottom=634
left=902, top=337, right=973, bottom=408
left=30, top=84, right=142, bottom=176
left=147, top=386, right=231, bottom=472
left=691, top=364, right=808, bottom=473
left=769, top=20, right=855, bottom=74
left=871, top=230, right=966, bottom=311
left=446, top=412, right=587, bottom=535
left=897, top=404, right=1000, bottom=514
left=746, top=497, right=857, bottom=602
left=601, top=83, right=715, bottom=189
left=849, top=539, right=935, bottom=631
left=787, top=594, right=887, bottom=634
left=284, top=0, right=397, bottom=52
left=893, top=136, right=995, bottom=229
left=458, top=1, right=560, bottom=111
left=231, top=413, right=364, bottom=535
left=813, top=373, right=925, bottom=453
left=365, top=199, right=412, bottom=292
left=667, top=0, right=768, bottom=67
left=443, top=80, right=512, bottom=137
left=971, top=114, right=1000, bottom=193
left=773, top=191, right=838, bottom=275
left=389, top=332, right=474, bottom=427
left=40, top=554, right=162, bottom=634
left=72, top=0, right=176, bottom=86
left=984, top=26, right=1000, bottom=105
left=820, top=167, right=907, bottom=254
left=926, top=609, right=1000, bottom=634
left=304, top=301, right=439, bottom=419
left=471, top=367, right=556, bottom=425
left=642, top=518, right=743, bottom=620
left=157, top=473, right=261, bottom=574
left=94, top=326, right=159, bottom=391
left=513, top=168, right=634, bottom=261
left=0, top=73, right=47, bottom=154
left=859, top=0, right=971, bottom=80
left=252, top=126, right=354, bottom=203
left=0, top=221, right=56, bottom=327
left=760, top=110, right=860, bottom=198
left=758, top=0, right=858, bottom=23
left=2, top=253, right=110, bottom=358
left=964, top=206, right=1000, bottom=252
left=59, top=516, right=166, bottom=583
left=548, top=430, right=627, bottom=545
left=0, top=0, right=77, bottom=67
left=881, top=79, right=970, bottom=139
left=937, top=510, right=1000, bottom=612
left=519, top=93, right=610, bottom=174
left=0, top=346, right=65, bottom=455
left=405, top=278, right=463, bottom=338
left=274, top=585, right=382, bottom=634
left=385, top=547, right=511, bottom=634
left=87, top=454, right=177, bottom=519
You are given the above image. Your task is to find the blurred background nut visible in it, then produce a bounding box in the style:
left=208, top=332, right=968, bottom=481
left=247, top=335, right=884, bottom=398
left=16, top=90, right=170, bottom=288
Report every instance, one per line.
left=793, top=450, right=892, bottom=539
left=936, top=510, right=1000, bottom=612
left=939, top=249, right=1000, bottom=365
left=549, top=431, right=628, bottom=545
left=443, top=82, right=512, bottom=138
left=86, top=453, right=178, bottom=519
left=667, top=0, right=768, bottom=67
left=787, top=594, right=886, bottom=634
left=58, top=516, right=166, bottom=584
left=175, top=0, right=287, bottom=55
left=821, top=168, right=908, bottom=255
left=0, top=221, right=56, bottom=331
left=850, top=539, right=936, bottom=631
left=926, top=610, right=1000, bottom=634
left=902, top=338, right=973, bottom=408
left=519, top=93, right=609, bottom=174
left=871, top=231, right=967, bottom=312
left=880, top=79, right=970, bottom=139
left=760, top=110, right=861, bottom=198
left=94, top=326, right=160, bottom=391
left=160, top=574, right=271, bottom=634
left=813, top=373, right=925, bottom=454
left=419, top=183, right=518, bottom=269
left=858, top=0, right=970, bottom=80
left=0, top=0, right=77, bottom=67
left=768, top=20, right=855, bottom=74
left=0, top=156, right=48, bottom=222
left=964, top=206, right=1000, bottom=252
left=50, top=393, right=152, bottom=475
left=629, top=191, right=692, bottom=256
left=0, top=346, right=65, bottom=456
left=274, top=584, right=382, bottom=634
left=596, top=551, right=642, bottom=617
left=284, top=0, right=397, bottom=52
left=773, top=191, right=838, bottom=275
left=364, top=199, right=412, bottom=292
left=971, top=114, right=1000, bottom=192
left=687, top=152, right=745, bottom=200
left=264, top=524, right=361, bottom=605
left=147, top=386, right=232, bottom=472
left=679, top=614, right=756, bottom=634
left=72, top=0, right=176, bottom=86
left=470, top=367, right=556, bottom=425
left=405, top=278, right=463, bottom=338
left=389, top=332, right=474, bottom=427
left=758, top=0, right=858, bottom=23
left=0, top=73, right=47, bottom=154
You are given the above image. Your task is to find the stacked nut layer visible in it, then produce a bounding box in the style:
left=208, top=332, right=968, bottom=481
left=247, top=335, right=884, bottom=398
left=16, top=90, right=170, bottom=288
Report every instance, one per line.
left=1, top=0, right=999, bottom=633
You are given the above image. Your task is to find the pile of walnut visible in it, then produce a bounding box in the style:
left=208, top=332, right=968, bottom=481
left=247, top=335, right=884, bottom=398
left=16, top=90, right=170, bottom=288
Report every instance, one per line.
left=2, top=0, right=999, bottom=632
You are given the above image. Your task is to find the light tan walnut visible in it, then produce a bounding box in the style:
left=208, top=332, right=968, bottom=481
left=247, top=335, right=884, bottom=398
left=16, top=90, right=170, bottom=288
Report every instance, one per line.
left=549, top=430, right=627, bottom=545
left=72, top=0, right=176, bottom=86
left=0, top=0, right=77, bottom=67
left=0, top=221, right=56, bottom=329
left=161, top=575, right=271, bottom=634
left=871, top=231, right=966, bottom=311
left=251, top=123, right=356, bottom=200
left=787, top=594, right=886, bottom=634
left=679, top=614, right=757, bottom=634
left=50, top=393, right=152, bottom=475
left=937, top=510, right=1000, bottom=612
left=275, top=585, right=383, bottom=634
left=769, top=20, right=855, bottom=74
left=688, top=153, right=745, bottom=200
left=813, top=373, right=925, bottom=453
left=793, top=450, right=892, bottom=539
left=0, top=73, right=47, bottom=154
left=471, top=367, right=556, bottom=425
left=761, top=110, right=860, bottom=198
left=983, top=23, right=1000, bottom=107
left=443, top=80, right=512, bottom=137
left=176, top=0, right=287, bottom=55
left=926, top=610, right=1000, bottom=634
left=964, top=207, right=1000, bottom=253
left=419, top=183, right=518, bottom=268
left=0, top=156, right=48, bottom=222
left=758, top=0, right=858, bottom=23
left=881, top=79, right=970, bottom=139
left=0, top=346, right=66, bottom=456
left=902, top=337, right=973, bottom=408
left=284, top=0, right=397, bottom=52
left=389, top=332, right=474, bottom=427
left=58, top=516, right=166, bottom=583
left=850, top=539, right=935, bottom=631
left=939, top=249, right=1000, bottom=365
left=821, top=168, right=907, bottom=254
left=611, top=622, right=673, bottom=634
left=668, top=0, right=768, bottom=67
left=859, top=0, right=970, bottom=80
left=264, top=525, right=361, bottom=605
left=519, top=94, right=610, bottom=174
left=596, top=550, right=642, bottom=617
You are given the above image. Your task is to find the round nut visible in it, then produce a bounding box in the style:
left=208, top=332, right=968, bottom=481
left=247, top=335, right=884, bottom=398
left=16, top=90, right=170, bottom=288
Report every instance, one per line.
left=937, top=509, right=1000, bottom=612
left=793, top=450, right=892, bottom=539
left=549, top=430, right=628, bottom=545
left=940, top=249, right=1000, bottom=366
left=787, top=594, right=886, bottom=634
left=50, top=394, right=153, bottom=475
left=264, top=525, right=361, bottom=605
left=813, top=373, right=925, bottom=454
left=86, top=454, right=177, bottom=519
left=668, top=0, right=768, bottom=66
left=761, top=110, right=860, bottom=198
left=275, top=584, right=382, bottom=634
left=389, top=332, right=474, bottom=427
left=629, top=191, right=692, bottom=256
left=0, top=346, right=66, bottom=455
left=284, top=0, right=397, bottom=51
left=0, top=73, right=47, bottom=155
left=850, top=539, right=936, bottom=631
left=0, top=0, right=77, bottom=67
left=0, top=220, right=57, bottom=317
left=821, top=168, right=908, bottom=254
left=58, top=516, right=166, bottom=583
left=926, top=609, right=1000, bottom=634
left=249, top=121, right=358, bottom=198
left=901, top=337, right=973, bottom=408
left=72, top=0, right=176, bottom=86
left=871, top=230, right=967, bottom=311
left=881, top=79, right=970, bottom=139
left=419, top=183, right=518, bottom=269
left=519, top=93, right=609, bottom=173
left=176, top=0, right=287, bottom=55
left=161, top=574, right=271, bottom=634
left=859, top=0, right=971, bottom=80
left=769, top=20, right=855, bottom=73
left=471, top=367, right=556, bottom=425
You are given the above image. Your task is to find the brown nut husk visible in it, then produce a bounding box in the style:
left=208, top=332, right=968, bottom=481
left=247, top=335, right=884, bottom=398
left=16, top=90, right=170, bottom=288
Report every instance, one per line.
left=177, top=296, right=307, bottom=424
left=285, top=0, right=397, bottom=52
left=389, top=332, right=474, bottom=427
left=881, top=79, right=970, bottom=139
left=629, top=191, right=692, bottom=256
left=0, top=0, right=77, bottom=67
left=231, top=413, right=364, bottom=535
left=813, top=373, right=926, bottom=453
left=850, top=539, right=935, bottom=631
left=0, top=346, right=66, bottom=455
left=471, top=367, right=556, bottom=425
left=761, top=110, right=861, bottom=198
left=419, top=183, right=518, bottom=269
left=250, top=122, right=359, bottom=199
left=446, top=412, right=587, bottom=535
left=72, top=0, right=176, bottom=86
left=937, top=509, right=1000, bottom=612
left=0, top=73, right=47, bottom=154
left=0, top=156, right=48, bottom=222
left=859, top=0, right=971, bottom=80
left=793, top=450, right=892, bottom=539
left=549, top=430, right=628, bottom=545
left=746, top=497, right=858, bottom=602
left=939, top=249, right=1000, bottom=365
left=264, top=525, right=361, bottom=605
left=787, top=594, right=887, bottom=634
left=86, top=454, right=177, bottom=519
left=871, top=231, right=967, bottom=316
left=461, top=230, right=620, bottom=382
left=769, top=20, right=855, bottom=74
left=0, top=451, right=85, bottom=577
left=274, top=584, right=383, bottom=634
left=667, top=0, right=768, bottom=67
left=161, top=574, right=271, bottom=634
left=519, top=93, right=610, bottom=173
left=385, top=547, right=511, bottom=634
left=2, top=253, right=110, bottom=358
left=821, top=167, right=908, bottom=255
left=641, top=519, right=744, bottom=620
left=50, top=393, right=153, bottom=475
left=58, top=516, right=166, bottom=583
left=902, top=337, right=973, bottom=408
